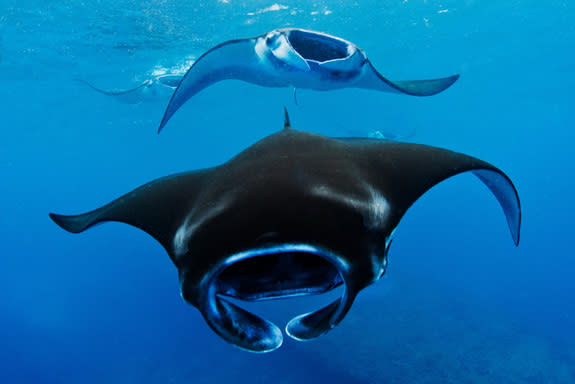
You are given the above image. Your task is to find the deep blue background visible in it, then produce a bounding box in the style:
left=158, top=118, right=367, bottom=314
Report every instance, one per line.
left=1, top=1, right=574, bottom=382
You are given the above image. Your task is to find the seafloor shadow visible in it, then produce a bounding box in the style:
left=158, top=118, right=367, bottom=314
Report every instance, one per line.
left=291, top=273, right=575, bottom=384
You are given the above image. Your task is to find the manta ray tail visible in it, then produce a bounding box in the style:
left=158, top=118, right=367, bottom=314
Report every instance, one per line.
left=283, top=107, right=292, bottom=130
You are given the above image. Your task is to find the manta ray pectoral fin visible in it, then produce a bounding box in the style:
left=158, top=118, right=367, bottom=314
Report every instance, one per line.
left=50, top=212, right=99, bottom=234
left=356, top=60, right=460, bottom=96
left=202, top=296, right=283, bottom=353
left=341, top=139, right=521, bottom=245
left=387, top=75, right=460, bottom=96
left=158, top=37, right=262, bottom=133
left=49, top=169, right=212, bottom=255
left=75, top=78, right=151, bottom=97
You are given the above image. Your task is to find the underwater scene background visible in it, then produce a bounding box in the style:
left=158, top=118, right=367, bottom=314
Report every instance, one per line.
left=1, top=0, right=574, bottom=383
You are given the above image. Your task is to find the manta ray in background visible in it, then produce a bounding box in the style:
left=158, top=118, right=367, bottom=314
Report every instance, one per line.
left=50, top=109, right=520, bottom=353
left=158, top=28, right=460, bottom=132
left=75, top=74, right=181, bottom=104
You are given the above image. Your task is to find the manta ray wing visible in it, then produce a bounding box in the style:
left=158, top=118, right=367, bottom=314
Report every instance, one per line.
left=50, top=169, right=213, bottom=258
left=74, top=78, right=150, bottom=96
left=355, top=60, right=461, bottom=96
left=339, top=137, right=520, bottom=244
left=158, top=37, right=265, bottom=132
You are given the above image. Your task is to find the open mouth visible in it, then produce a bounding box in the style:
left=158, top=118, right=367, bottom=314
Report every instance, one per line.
left=216, top=249, right=344, bottom=301
left=199, top=244, right=354, bottom=353
left=287, top=29, right=351, bottom=62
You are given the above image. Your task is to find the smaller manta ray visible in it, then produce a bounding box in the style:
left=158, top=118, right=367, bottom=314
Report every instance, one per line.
left=76, top=74, right=181, bottom=104
left=49, top=110, right=520, bottom=353
left=158, top=28, right=460, bottom=132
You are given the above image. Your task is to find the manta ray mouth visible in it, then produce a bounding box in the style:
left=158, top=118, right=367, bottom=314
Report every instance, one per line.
left=216, top=246, right=344, bottom=301
left=287, top=29, right=351, bottom=62
left=198, top=244, right=355, bottom=352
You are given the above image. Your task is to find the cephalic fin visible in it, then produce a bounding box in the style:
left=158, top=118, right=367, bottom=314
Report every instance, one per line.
left=202, top=296, right=283, bottom=353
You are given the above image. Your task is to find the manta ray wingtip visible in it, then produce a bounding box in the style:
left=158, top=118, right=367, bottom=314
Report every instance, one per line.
left=512, top=213, right=521, bottom=246
left=49, top=213, right=89, bottom=233
left=387, top=73, right=461, bottom=96
left=157, top=119, right=166, bottom=134
left=447, top=73, right=460, bottom=87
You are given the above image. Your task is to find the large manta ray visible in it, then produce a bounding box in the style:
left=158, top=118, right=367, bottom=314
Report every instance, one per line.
left=158, top=28, right=459, bottom=132
left=50, top=110, right=520, bottom=353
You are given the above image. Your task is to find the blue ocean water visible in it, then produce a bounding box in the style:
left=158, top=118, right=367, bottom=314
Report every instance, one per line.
left=1, top=0, right=574, bottom=382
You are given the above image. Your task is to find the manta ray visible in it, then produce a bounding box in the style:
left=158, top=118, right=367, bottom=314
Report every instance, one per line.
left=159, top=28, right=460, bottom=132
left=76, top=74, right=181, bottom=104
left=50, top=110, right=520, bottom=353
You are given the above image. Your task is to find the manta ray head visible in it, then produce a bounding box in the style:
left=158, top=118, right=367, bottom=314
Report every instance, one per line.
left=173, top=175, right=391, bottom=353
left=256, top=28, right=366, bottom=87
left=181, top=242, right=369, bottom=353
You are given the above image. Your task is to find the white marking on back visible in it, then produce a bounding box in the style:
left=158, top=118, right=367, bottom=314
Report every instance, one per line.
left=310, top=182, right=390, bottom=231
left=365, top=186, right=390, bottom=230
left=173, top=190, right=235, bottom=258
